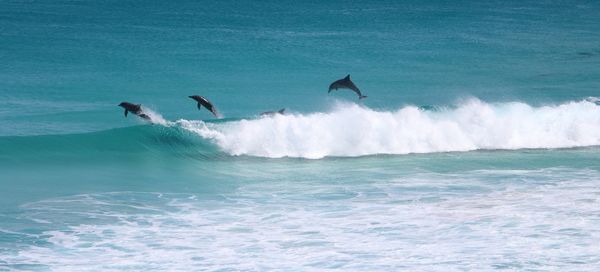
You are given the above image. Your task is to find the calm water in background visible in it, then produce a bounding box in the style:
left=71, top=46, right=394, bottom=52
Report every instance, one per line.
left=1, top=0, right=600, bottom=270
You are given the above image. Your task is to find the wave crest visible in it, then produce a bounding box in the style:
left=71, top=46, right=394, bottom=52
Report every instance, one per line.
left=177, top=99, right=600, bottom=159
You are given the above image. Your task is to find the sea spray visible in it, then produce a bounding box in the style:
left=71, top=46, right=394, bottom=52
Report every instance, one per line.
left=175, top=99, right=600, bottom=159
left=141, top=108, right=172, bottom=126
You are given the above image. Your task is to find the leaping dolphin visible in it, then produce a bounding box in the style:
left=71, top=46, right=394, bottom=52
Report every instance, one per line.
left=586, top=97, right=600, bottom=105
left=189, top=95, right=219, bottom=117
left=260, top=108, right=285, bottom=116
left=328, top=75, right=366, bottom=99
left=118, top=102, right=151, bottom=120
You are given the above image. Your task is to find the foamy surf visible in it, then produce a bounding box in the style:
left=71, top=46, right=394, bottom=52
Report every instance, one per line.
left=174, top=99, right=600, bottom=159
left=5, top=168, right=600, bottom=271
left=141, top=108, right=172, bottom=126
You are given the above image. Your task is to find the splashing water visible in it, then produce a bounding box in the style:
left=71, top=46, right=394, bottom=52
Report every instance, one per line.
left=172, top=99, right=600, bottom=159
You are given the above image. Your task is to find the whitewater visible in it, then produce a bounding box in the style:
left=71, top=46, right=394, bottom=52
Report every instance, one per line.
left=166, top=99, right=600, bottom=159
left=3, top=1, right=600, bottom=270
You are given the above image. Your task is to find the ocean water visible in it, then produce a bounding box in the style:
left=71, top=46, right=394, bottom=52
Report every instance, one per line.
left=1, top=0, right=600, bottom=270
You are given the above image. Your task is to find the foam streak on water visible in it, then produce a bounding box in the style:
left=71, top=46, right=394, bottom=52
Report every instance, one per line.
left=178, top=99, right=600, bottom=159
left=4, top=168, right=600, bottom=271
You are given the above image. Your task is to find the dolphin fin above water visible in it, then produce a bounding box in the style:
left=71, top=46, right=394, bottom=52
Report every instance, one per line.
left=328, top=74, right=366, bottom=99
left=260, top=108, right=286, bottom=116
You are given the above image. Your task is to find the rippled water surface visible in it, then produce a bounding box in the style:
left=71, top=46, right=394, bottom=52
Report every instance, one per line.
left=2, top=0, right=600, bottom=270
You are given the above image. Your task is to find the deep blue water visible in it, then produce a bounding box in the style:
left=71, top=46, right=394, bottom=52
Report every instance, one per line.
left=1, top=0, right=600, bottom=270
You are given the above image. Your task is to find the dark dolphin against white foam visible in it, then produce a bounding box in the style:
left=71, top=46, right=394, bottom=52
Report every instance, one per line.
left=260, top=108, right=285, bottom=116
left=328, top=75, right=366, bottom=99
left=586, top=97, right=600, bottom=105
left=189, top=95, right=219, bottom=117
left=118, top=102, right=151, bottom=120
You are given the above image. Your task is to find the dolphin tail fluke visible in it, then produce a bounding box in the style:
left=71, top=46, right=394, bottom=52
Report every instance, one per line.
left=211, top=109, right=220, bottom=118
left=138, top=113, right=151, bottom=121
left=278, top=108, right=286, bottom=114
left=124, top=109, right=128, bottom=117
left=359, top=95, right=367, bottom=100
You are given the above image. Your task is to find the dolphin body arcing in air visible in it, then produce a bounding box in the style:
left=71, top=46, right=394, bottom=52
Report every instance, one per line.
left=189, top=95, right=219, bottom=117
left=328, top=75, right=367, bottom=99
left=118, top=102, right=151, bottom=121
left=260, top=108, right=285, bottom=116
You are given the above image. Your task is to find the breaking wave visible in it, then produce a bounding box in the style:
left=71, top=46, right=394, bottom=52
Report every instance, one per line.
left=177, top=98, right=600, bottom=159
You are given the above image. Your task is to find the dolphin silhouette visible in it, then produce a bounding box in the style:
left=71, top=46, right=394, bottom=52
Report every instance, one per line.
left=118, top=102, right=150, bottom=120
left=260, top=108, right=285, bottom=116
left=189, top=95, right=219, bottom=117
left=137, top=113, right=151, bottom=120
left=328, top=75, right=366, bottom=99
left=586, top=97, right=600, bottom=105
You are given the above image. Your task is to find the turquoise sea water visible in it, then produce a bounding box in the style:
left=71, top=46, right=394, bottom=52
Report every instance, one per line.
left=1, top=0, right=600, bottom=270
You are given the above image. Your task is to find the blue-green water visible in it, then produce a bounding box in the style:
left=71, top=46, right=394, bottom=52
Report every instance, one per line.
left=1, top=0, right=600, bottom=270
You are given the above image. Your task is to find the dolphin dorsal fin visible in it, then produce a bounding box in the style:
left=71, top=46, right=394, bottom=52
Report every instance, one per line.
left=344, top=74, right=350, bottom=80
left=278, top=108, right=285, bottom=114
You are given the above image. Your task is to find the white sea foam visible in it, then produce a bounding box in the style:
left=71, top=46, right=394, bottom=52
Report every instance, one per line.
left=5, top=169, right=600, bottom=271
left=178, top=99, right=600, bottom=159
left=141, top=108, right=171, bottom=126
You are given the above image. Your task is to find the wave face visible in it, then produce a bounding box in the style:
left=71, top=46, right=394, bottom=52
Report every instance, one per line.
left=178, top=99, right=600, bottom=159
